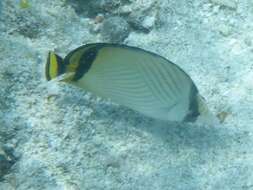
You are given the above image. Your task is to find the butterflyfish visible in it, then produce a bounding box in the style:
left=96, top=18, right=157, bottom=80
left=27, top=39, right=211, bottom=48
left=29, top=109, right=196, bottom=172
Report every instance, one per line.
left=46, top=43, right=214, bottom=123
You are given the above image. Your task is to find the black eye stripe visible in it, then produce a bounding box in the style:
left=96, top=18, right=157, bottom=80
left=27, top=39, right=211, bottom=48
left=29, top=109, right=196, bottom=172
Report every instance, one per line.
left=72, top=47, right=99, bottom=81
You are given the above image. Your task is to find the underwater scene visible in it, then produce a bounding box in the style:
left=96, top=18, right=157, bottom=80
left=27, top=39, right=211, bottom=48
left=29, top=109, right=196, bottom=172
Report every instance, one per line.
left=0, top=0, right=253, bottom=189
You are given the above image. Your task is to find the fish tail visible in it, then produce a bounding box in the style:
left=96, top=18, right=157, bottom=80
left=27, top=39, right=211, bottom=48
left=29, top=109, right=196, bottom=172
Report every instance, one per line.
left=196, top=94, right=220, bottom=126
left=45, top=51, right=65, bottom=81
left=197, top=95, right=209, bottom=115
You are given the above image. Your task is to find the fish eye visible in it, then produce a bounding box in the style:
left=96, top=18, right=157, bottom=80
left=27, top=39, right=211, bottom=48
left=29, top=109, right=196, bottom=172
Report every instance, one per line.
left=72, top=48, right=98, bottom=81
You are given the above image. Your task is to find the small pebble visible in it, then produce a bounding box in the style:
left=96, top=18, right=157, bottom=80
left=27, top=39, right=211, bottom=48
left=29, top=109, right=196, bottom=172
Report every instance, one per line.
left=142, top=16, right=156, bottom=30
left=210, top=0, right=237, bottom=10
left=217, top=111, right=230, bottom=123
left=95, top=14, right=104, bottom=24
left=218, top=24, right=232, bottom=37
left=244, top=37, right=252, bottom=47
left=119, top=5, right=132, bottom=14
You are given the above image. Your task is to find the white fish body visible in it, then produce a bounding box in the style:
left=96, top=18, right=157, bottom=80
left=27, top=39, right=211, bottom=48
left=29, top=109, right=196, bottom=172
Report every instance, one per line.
left=46, top=43, right=214, bottom=123
left=72, top=46, right=196, bottom=121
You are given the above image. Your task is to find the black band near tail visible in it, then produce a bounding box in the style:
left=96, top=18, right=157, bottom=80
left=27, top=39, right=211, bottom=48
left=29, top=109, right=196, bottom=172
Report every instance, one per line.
left=183, top=84, right=200, bottom=122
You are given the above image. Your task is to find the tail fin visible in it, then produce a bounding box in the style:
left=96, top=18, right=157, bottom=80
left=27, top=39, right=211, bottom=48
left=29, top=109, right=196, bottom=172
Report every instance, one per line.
left=45, top=51, right=65, bottom=81
left=196, top=95, right=220, bottom=126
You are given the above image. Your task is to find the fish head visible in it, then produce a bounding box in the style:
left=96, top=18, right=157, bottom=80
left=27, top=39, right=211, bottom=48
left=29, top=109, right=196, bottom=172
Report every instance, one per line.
left=45, top=45, right=99, bottom=83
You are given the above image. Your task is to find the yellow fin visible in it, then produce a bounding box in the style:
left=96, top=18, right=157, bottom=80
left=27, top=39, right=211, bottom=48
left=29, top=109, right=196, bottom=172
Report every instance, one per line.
left=45, top=51, right=64, bottom=81
left=20, top=0, right=30, bottom=9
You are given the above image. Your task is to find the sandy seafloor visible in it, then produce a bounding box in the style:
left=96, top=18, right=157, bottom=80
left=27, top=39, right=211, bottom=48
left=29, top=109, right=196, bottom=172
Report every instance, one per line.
left=0, top=0, right=253, bottom=189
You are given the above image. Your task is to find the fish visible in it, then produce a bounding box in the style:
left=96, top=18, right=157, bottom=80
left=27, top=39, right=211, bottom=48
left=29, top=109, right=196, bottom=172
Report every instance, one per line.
left=46, top=43, right=215, bottom=123
left=19, top=0, right=30, bottom=9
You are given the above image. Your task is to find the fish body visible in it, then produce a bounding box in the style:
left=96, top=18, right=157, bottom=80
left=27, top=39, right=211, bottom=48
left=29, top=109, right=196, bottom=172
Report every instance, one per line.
left=46, top=43, right=210, bottom=122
